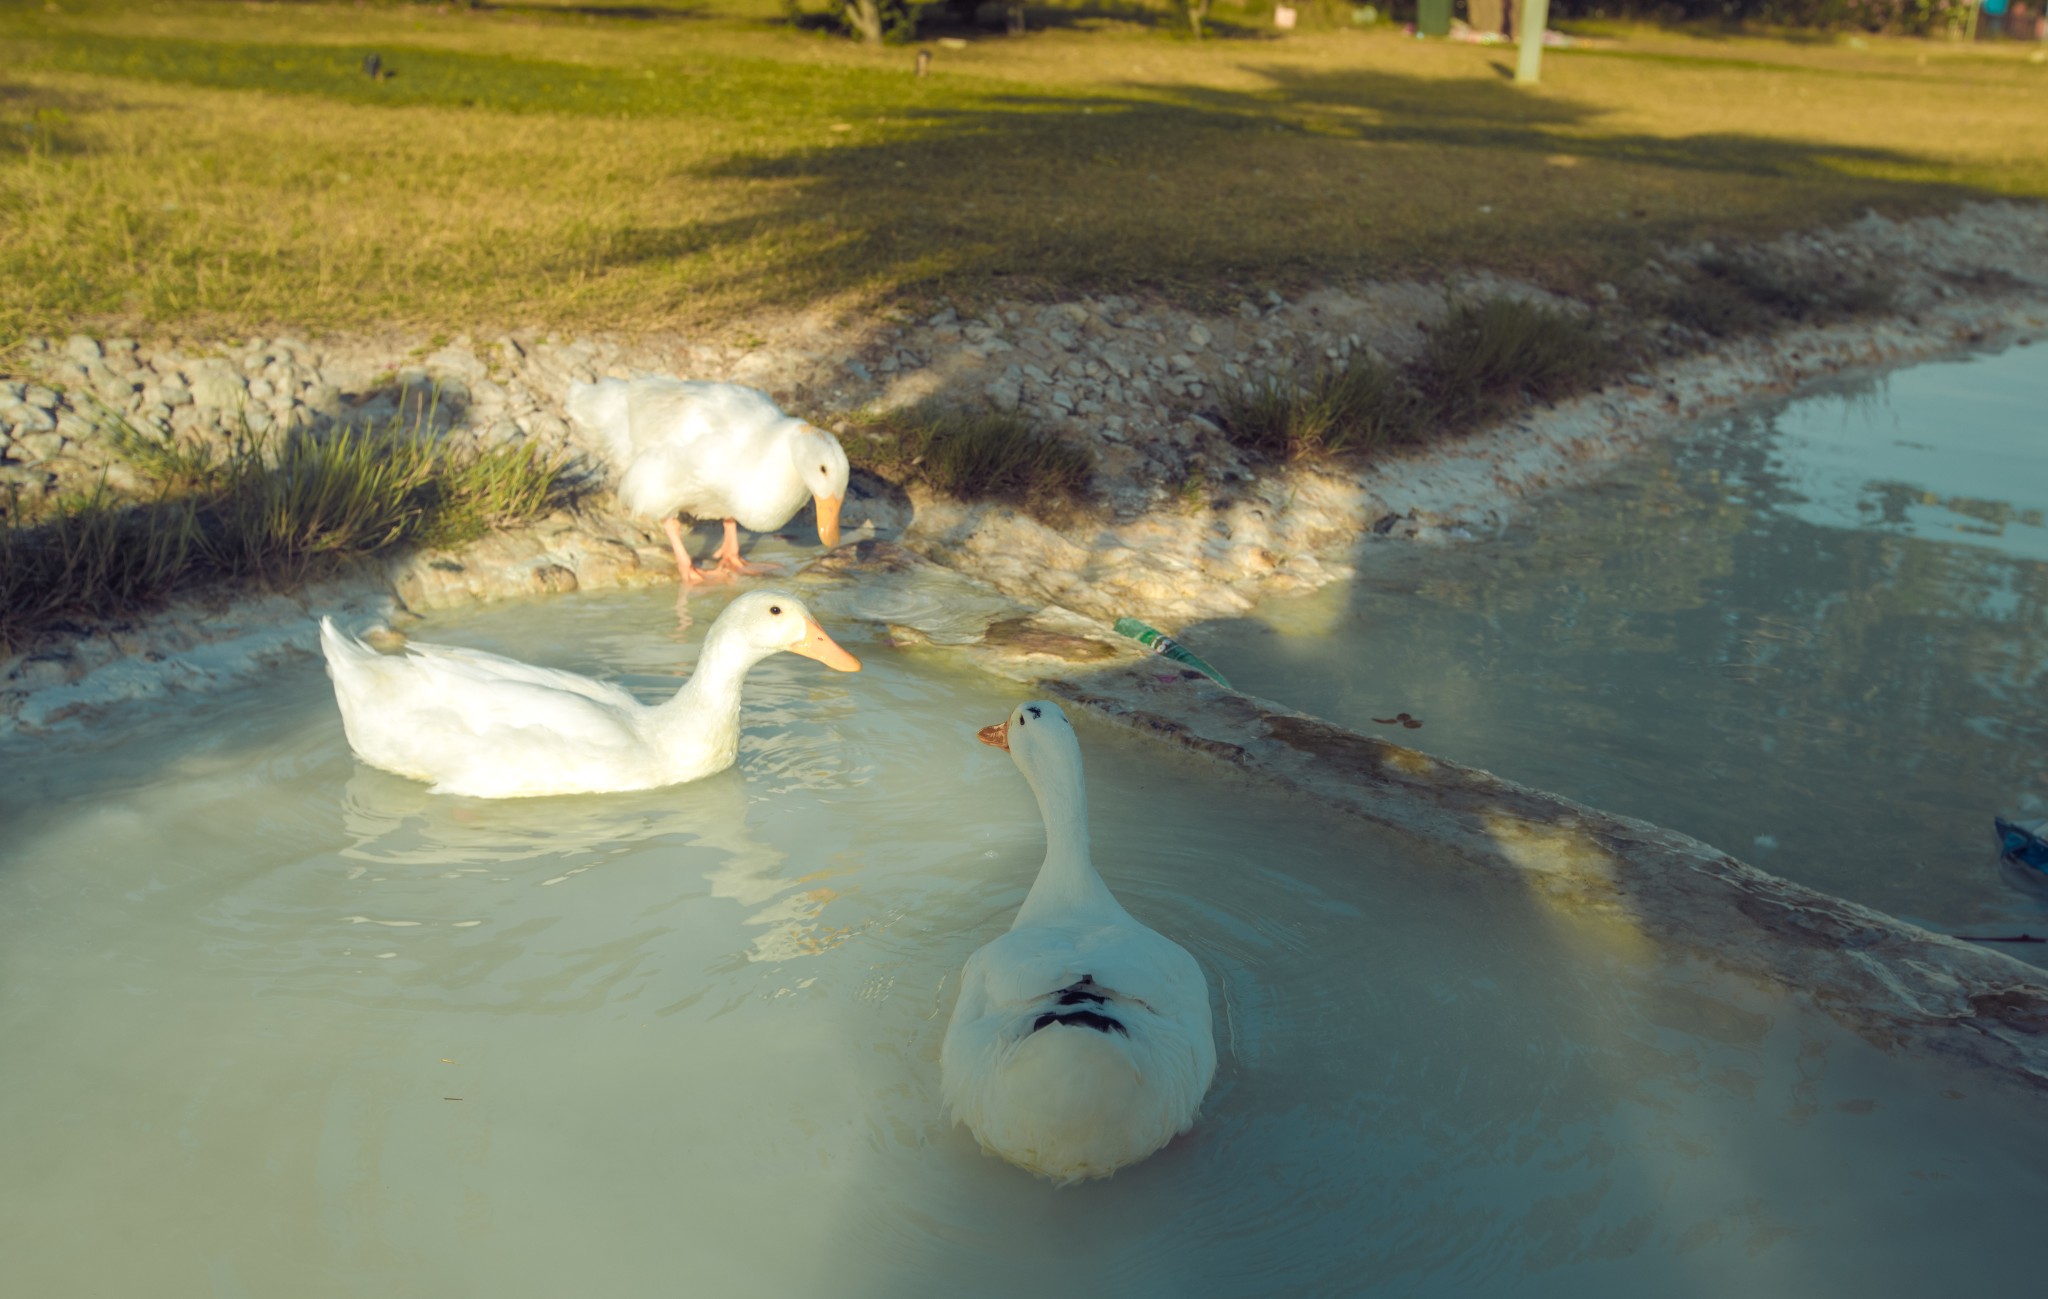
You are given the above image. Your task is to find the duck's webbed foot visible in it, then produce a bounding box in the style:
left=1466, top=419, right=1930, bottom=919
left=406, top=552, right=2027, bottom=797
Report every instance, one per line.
left=712, top=518, right=782, bottom=577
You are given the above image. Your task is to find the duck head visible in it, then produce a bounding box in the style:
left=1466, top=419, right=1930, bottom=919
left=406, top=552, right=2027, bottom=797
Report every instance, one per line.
left=717, top=590, right=861, bottom=672
left=788, top=424, right=851, bottom=548
left=978, top=700, right=1081, bottom=770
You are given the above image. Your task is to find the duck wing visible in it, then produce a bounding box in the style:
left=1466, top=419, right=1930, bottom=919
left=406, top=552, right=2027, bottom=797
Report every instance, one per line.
left=601, top=380, right=789, bottom=520
left=395, top=640, right=643, bottom=713
left=955, top=918, right=1211, bottom=1046
left=323, top=622, right=654, bottom=792
left=942, top=915, right=1217, bottom=1179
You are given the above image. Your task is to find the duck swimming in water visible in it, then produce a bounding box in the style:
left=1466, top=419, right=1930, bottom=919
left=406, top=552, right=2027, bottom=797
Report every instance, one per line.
left=940, top=700, right=1216, bottom=1184
left=319, top=590, right=859, bottom=798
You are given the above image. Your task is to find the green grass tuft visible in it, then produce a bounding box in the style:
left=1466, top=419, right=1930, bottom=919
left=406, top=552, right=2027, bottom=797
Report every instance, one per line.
left=850, top=403, right=1093, bottom=515
left=1218, top=295, right=1613, bottom=462
left=0, top=485, right=201, bottom=642
left=1, top=416, right=576, bottom=653
left=1217, top=355, right=1418, bottom=461
left=1412, top=296, right=1616, bottom=432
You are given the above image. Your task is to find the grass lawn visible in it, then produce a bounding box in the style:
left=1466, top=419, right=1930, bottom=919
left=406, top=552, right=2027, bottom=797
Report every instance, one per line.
left=2, top=0, right=2044, bottom=341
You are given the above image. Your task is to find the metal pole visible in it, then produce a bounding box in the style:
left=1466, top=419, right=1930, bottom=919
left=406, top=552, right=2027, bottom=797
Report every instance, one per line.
left=1516, top=0, right=1551, bottom=84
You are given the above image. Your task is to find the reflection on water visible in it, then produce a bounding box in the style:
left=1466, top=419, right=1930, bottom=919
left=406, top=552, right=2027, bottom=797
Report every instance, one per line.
left=1, top=582, right=2044, bottom=1296
left=1199, top=342, right=2048, bottom=949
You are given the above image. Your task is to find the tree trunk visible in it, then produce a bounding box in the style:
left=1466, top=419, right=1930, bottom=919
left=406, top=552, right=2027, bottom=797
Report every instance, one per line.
left=848, top=0, right=884, bottom=42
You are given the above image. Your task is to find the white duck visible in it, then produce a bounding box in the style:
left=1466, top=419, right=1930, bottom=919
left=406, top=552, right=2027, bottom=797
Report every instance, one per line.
left=941, top=700, right=1216, bottom=1184
left=319, top=590, right=860, bottom=799
left=566, top=377, right=849, bottom=585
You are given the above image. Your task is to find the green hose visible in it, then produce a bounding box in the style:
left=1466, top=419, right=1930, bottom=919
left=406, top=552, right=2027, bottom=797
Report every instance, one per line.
left=1112, top=617, right=1231, bottom=688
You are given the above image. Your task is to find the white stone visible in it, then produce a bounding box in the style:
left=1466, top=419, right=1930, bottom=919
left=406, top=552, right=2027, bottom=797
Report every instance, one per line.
left=425, top=345, right=488, bottom=383
left=1188, top=323, right=1213, bottom=348
left=63, top=335, right=102, bottom=363
left=17, top=431, right=65, bottom=462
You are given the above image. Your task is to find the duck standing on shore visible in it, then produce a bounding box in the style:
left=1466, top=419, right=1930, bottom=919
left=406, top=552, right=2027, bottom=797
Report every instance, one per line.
left=941, top=701, right=1216, bottom=1184
left=319, top=591, right=860, bottom=798
left=567, top=377, right=849, bottom=585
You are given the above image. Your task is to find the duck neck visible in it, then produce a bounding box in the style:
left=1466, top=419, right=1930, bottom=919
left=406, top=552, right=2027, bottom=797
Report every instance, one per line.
left=653, top=623, right=761, bottom=738
left=1012, top=754, right=1122, bottom=929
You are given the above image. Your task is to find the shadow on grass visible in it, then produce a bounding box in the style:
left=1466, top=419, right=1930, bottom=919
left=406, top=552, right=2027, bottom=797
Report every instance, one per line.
left=915, top=1, right=1279, bottom=39
left=0, top=80, right=103, bottom=157
left=475, top=1, right=716, bottom=18
left=638, top=60, right=1957, bottom=307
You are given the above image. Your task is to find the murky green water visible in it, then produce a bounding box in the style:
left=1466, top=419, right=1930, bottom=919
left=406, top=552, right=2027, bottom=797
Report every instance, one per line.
left=1199, top=343, right=2048, bottom=949
left=2, top=575, right=2043, bottom=1297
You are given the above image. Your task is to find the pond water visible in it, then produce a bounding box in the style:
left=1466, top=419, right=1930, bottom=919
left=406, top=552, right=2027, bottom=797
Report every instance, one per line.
left=2, top=575, right=2044, bottom=1297
left=1198, top=342, right=2048, bottom=951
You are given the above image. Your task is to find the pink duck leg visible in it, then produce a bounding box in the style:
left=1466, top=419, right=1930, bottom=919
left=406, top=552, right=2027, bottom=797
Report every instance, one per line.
left=711, top=518, right=782, bottom=577
left=662, top=517, right=733, bottom=586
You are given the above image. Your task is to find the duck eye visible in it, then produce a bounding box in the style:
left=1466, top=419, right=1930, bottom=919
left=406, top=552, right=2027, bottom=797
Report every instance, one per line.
left=769, top=605, right=782, bottom=615
left=818, top=464, right=827, bottom=474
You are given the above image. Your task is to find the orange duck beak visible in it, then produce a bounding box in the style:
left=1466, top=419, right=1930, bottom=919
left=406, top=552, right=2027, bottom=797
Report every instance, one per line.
left=790, top=618, right=861, bottom=672
left=814, top=493, right=844, bottom=548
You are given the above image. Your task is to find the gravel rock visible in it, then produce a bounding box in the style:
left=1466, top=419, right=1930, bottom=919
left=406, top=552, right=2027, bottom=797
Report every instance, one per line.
left=10, top=405, right=56, bottom=434
left=16, top=432, right=65, bottom=462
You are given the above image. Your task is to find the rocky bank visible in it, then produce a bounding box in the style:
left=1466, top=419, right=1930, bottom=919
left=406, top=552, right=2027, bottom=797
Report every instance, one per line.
left=4, top=200, right=2047, bottom=732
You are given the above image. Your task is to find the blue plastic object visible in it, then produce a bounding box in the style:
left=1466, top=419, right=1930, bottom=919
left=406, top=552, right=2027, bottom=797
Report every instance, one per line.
left=1996, top=816, right=2048, bottom=875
